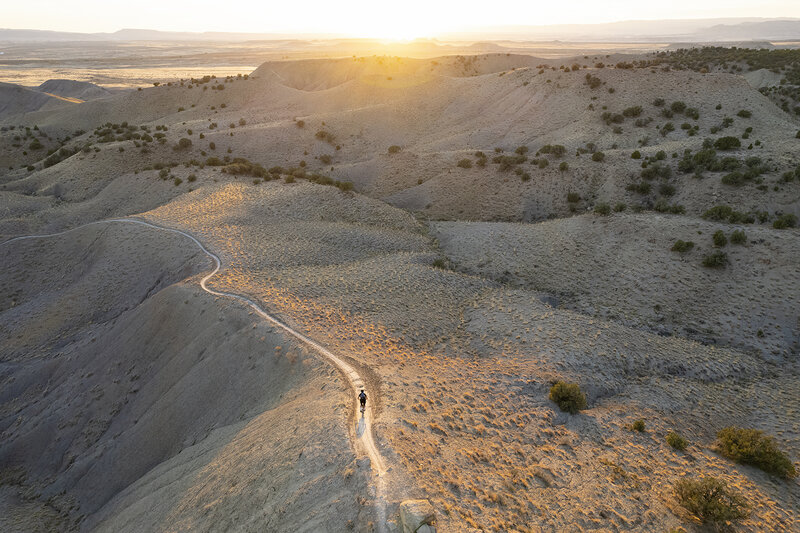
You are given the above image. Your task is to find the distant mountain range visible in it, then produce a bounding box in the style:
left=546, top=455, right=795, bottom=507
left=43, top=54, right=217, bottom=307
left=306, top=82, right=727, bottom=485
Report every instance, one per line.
left=1, top=18, right=799, bottom=43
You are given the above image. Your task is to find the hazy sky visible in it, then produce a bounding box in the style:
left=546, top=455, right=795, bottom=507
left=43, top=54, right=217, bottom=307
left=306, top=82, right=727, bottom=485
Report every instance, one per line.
left=6, top=0, right=800, bottom=39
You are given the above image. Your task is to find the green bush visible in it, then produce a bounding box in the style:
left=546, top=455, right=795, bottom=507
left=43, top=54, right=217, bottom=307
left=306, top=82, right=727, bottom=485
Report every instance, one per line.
left=630, top=419, right=645, bottom=432
left=671, top=240, right=694, bottom=253
left=613, top=203, right=626, bottom=212
left=717, top=426, right=797, bottom=479
left=549, top=381, right=587, bottom=414
left=674, top=477, right=749, bottom=524
left=173, top=177, right=183, bottom=186
left=666, top=431, right=688, bottom=451
left=567, top=191, right=580, bottom=203
left=559, top=161, right=569, bottom=172
left=713, top=230, right=727, bottom=247
left=631, top=150, right=641, bottom=159
left=591, top=151, right=605, bottom=162
left=702, top=251, right=728, bottom=268
left=730, top=229, right=746, bottom=244
left=457, top=158, right=473, bottom=169
left=773, top=214, right=797, bottom=229
left=702, top=205, right=754, bottom=224
left=737, top=109, right=752, bottom=118
left=714, top=136, right=741, bottom=150
left=594, top=203, right=611, bottom=215
left=388, top=145, right=401, bottom=154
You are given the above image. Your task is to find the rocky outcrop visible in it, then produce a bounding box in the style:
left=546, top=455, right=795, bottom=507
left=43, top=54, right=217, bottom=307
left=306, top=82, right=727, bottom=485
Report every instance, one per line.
left=399, top=500, right=436, bottom=533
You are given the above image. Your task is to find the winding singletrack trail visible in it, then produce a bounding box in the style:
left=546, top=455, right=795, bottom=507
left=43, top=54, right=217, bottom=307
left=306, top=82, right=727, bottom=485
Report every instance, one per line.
left=2, top=217, right=389, bottom=528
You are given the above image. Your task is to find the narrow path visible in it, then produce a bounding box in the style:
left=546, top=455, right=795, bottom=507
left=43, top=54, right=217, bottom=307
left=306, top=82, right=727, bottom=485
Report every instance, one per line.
left=2, top=217, right=388, bottom=528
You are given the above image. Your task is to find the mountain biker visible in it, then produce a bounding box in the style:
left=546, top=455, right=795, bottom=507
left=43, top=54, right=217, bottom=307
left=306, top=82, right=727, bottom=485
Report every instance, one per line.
left=358, top=389, right=367, bottom=412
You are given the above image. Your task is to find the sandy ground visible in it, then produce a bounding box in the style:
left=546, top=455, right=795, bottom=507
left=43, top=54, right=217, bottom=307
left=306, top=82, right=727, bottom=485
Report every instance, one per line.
left=1, top=51, right=798, bottom=531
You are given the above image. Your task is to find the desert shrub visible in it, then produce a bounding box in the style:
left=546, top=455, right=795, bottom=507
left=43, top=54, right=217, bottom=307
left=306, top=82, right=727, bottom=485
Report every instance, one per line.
left=714, top=136, right=741, bottom=150
left=585, top=74, right=602, bottom=89
left=388, top=145, right=401, bottom=154
left=594, top=203, right=611, bottom=215
left=537, top=158, right=549, bottom=169
left=540, top=144, right=566, bottom=158
left=187, top=174, right=197, bottom=182
left=622, top=106, right=642, bottom=117
left=432, top=257, right=448, bottom=269
left=174, top=137, right=192, bottom=150
left=721, top=171, right=747, bottom=186
left=457, top=158, right=472, bottom=169
left=671, top=240, right=694, bottom=253
left=42, top=147, right=79, bottom=168
left=613, top=203, right=626, bottom=212
left=653, top=98, right=665, bottom=107
left=660, top=122, right=675, bottom=136
left=773, top=213, right=797, bottom=229
left=674, top=477, right=749, bottom=524
left=641, top=163, right=671, bottom=180
left=315, top=130, right=336, bottom=144
left=631, top=150, right=641, bottom=159
left=626, top=181, right=651, bottom=195
left=702, top=205, right=754, bottom=224
left=654, top=200, right=685, bottom=214
left=173, top=177, right=183, bottom=186
left=737, top=109, right=752, bottom=118
left=702, top=251, right=728, bottom=268
left=659, top=183, right=676, bottom=196
left=296, top=120, right=305, bottom=128
left=717, top=427, right=797, bottom=479
left=712, top=230, right=727, bottom=247
left=549, top=381, right=587, bottom=414
left=559, top=161, right=569, bottom=171
left=567, top=191, right=580, bottom=203
left=222, top=158, right=268, bottom=178
left=685, top=107, right=700, bottom=120
left=239, top=118, right=246, bottom=126
left=158, top=168, right=170, bottom=180
left=666, top=431, right=688, bottom=451
left=29, top=139, right=43, bottom=150
left=730, top=229, right=746, bottom=244
left=601, top=112, right=624, bottom=125
left=515, top=146, right=529, bottom=155
left=205, top=156, right=224, bottom=166
left=630, top=419, right=645, bottom=432
left=591, top=151, right=605, bottom=162
left=670, top=101, right=687, bottom=114
left=319, top=154, right=332, bottom=165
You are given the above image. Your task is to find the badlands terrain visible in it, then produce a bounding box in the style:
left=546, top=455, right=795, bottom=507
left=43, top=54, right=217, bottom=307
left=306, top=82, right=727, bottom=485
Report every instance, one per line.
left=0, top=43, right=799, bottom=532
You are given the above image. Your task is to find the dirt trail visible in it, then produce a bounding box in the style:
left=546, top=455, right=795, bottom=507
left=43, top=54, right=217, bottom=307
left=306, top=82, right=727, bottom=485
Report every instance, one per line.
left=2, top=217, right=389, bottom=530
